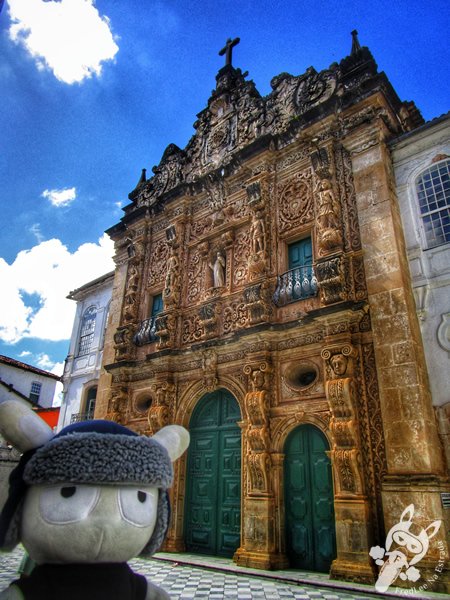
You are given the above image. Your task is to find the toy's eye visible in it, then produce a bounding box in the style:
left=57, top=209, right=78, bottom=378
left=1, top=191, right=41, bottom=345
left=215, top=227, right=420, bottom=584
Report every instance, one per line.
left=61, top=486, right=76, bottom=498
left=39, top=484, right=100, bottom=524
left=118, top=487, right=158, bottom=527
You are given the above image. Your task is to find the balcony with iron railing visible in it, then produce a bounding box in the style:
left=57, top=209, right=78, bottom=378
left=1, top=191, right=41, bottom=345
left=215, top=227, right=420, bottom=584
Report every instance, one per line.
left=70, top=410, right=95, bottom=423
left=133, top=316, right=158, bottom=346
left=273, top=265, right=318, bottom=306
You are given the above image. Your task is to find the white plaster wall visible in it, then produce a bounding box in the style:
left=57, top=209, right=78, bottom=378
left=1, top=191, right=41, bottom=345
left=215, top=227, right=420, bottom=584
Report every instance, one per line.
left=392, top=116, right=450, bottom=408
left=0, top=363, right=58, bottom=408
left=58, top=275, right=113, bottom=429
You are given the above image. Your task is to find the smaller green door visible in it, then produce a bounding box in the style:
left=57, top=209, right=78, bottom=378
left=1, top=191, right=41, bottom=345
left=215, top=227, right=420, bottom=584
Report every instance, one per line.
left=284, top=425, right=336, bottom=572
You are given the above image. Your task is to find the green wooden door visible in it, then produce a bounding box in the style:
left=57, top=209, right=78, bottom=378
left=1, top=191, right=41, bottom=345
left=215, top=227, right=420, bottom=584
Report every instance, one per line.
left=284, top=425, right=336, bottom=572
left=288, top=238, right=312, bottom=270
left=185, top=389, right=241, bottom=557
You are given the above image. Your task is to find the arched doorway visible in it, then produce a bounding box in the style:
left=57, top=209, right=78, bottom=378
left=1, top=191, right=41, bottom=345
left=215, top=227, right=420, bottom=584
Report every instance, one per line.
left=284, top=424, right=336, bottom=572
left=184, top=389, right=241, bottom=557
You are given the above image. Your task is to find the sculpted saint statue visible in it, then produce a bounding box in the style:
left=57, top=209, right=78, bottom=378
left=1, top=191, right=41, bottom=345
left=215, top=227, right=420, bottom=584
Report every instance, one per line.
left=209, top=251, right=226, bottom=287
left=250, top=211, right=266, bottom=256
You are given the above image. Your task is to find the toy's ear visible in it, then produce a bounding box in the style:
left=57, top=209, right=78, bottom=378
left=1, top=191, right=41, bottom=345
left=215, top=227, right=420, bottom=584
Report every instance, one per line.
left=0, top=399, right=54, bottom=453
left=153, top=425, right=190, bottom=461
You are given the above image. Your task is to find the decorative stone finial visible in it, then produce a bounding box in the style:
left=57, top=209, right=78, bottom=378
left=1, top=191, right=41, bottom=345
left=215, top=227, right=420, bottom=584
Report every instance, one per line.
left=351, top=29, right=361, bottom=55
left=136, top=168, right=147, bottom=187
left=219, top=37, right=240, bottom=67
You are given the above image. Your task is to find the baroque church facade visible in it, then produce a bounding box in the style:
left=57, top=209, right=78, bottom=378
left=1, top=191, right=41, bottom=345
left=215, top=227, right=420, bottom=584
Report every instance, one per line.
left=96, top=34, right=449, bottom=587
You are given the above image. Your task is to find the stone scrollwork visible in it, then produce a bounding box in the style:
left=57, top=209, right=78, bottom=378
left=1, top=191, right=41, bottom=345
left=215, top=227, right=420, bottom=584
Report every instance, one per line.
left=294, top=67, right=337, bottom=113
left=105, top=386, right=129, bottom=425
left=147, top=383, right=174, bottom=434
left=277, top=169, right=314, bottom=233
left=202, top=349, right=218, bottom=392
left=315, top=255, right=347, bottom=305
left=244, top=363, right=272, bottom=495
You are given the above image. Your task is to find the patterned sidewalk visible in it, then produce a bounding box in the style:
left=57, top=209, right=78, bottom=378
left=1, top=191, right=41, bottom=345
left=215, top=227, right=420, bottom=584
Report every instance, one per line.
left=0, top=547, right=446, bottom=599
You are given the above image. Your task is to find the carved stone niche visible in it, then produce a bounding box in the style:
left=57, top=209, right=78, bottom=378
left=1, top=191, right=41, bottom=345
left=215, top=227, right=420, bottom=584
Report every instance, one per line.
left=246, top=180, right=264, bottom=211
left=315, top=254, right=348, bottom=305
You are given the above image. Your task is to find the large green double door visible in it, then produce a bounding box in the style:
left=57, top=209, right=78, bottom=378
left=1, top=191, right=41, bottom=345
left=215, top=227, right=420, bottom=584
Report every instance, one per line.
left=184, top=389, right=241, bottom=557
left=284, top=425, right=336, bottom=572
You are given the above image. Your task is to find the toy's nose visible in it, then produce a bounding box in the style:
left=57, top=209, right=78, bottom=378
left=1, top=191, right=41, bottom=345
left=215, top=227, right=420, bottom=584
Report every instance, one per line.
left=89, top=487, right=120, bottom=523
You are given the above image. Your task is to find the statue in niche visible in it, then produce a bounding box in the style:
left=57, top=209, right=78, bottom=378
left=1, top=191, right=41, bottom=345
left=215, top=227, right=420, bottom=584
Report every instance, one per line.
left=209, top=250, right=226, bottom=287
left=164, top=250, right=179, bottom=296
left=316, top=178, right=343, bottom=253
left=250, top=211, right=266, bottom=256
left=330, top=353, right=348, bottom=377
left=126, top=264, right=139, bottom=291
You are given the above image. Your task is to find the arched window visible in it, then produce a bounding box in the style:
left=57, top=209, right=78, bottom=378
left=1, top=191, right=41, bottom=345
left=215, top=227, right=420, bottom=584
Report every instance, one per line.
left=416, top=159, right=450, bottom=248
left=85, top=386, right=97, bottom=419
left=77, top=306, right=97, bottom=356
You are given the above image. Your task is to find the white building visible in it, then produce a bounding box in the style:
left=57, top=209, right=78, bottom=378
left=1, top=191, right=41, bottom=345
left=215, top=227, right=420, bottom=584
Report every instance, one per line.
left=58, top=271, right=114, bottom=429
left=391, top=112, right=450, bottom=467
left=0, top=355, right=60, bottom=507
left=0, top=355, right=60, bottom=408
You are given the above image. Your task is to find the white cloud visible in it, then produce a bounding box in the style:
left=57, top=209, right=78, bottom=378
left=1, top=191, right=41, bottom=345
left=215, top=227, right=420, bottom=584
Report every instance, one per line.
left=0, top=234, right=114, bottom=344
left=8, top=0, right=119, bottom=84
left=42, top=187, right=77, bottom=207
left=19, top=350, right=32, bottom=358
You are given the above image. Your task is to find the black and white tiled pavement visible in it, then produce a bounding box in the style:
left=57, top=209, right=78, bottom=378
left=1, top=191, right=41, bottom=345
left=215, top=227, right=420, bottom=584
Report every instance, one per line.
left=0, top=547, right=445, bottom=599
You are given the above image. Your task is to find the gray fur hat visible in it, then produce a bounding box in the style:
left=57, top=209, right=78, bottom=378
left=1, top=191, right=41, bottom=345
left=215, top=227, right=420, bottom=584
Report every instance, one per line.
left=0, top=420, right=173, bottom=556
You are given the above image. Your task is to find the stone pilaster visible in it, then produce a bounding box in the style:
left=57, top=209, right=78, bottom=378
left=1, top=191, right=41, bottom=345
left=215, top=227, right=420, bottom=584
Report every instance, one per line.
left=346, top=126, right=450, bottom=592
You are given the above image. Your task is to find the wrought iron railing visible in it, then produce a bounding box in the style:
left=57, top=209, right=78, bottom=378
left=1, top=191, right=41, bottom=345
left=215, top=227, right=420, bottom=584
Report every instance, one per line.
left=133, top=316, right=158, bottom=346
left=70, top=410, right=95, bottom=423
left=273, top=265, right=318, bottom=306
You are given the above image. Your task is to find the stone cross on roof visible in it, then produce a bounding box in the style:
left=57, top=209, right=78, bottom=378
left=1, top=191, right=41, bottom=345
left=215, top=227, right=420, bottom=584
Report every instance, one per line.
left=219, top=37, right=240, bottom=67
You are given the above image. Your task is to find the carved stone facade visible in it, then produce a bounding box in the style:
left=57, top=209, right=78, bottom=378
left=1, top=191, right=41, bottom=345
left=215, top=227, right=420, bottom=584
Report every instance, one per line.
left=96, top=35, right=449, bottom=590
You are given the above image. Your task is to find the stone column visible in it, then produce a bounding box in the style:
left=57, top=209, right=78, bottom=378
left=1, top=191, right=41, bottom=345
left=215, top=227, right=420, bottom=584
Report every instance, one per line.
left=234, top=362, right=288, bottom=569
left=345, top=125, right=449, bottom=592
left=322, top=342, right=376, bottom=583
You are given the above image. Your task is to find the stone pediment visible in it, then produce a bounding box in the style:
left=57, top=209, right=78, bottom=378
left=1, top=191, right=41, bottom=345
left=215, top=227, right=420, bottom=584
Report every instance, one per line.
left=125, top=36, right=420, bottom=214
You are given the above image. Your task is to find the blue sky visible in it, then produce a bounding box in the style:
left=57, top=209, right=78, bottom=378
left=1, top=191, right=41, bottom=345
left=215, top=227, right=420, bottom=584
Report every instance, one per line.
left=0, top=0, right=449, bottom=378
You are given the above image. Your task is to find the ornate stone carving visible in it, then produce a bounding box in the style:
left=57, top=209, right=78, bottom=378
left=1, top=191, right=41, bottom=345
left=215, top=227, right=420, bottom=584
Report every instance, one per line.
left=233, top=228, right=251, bottom=287
left=315, top=177, right=343, bottom=257
left=155, top=312, right=176, bottom=349
left=163, top=247, right=181, bottom=308
left=113, top=325, right=135, bottom=361
left=148, top=239, right=170, bottom=288
left=181, top=313, right=204, bottom=345
left=315, top=255, right=347, bottom=305
left=186, top=246, right=207, bottom=305
left=244, top=282, right=271, bottom=324
left=247, top=452, right=271, bottom=494
left=334, top=143, right=362, bottom=252
left=277, top=169, right=315, bottom=233
left=105, top=386, right=128, bottom=424
left=147, top=382, right=175, bottom=434
left=202, top=349, right=218, bottom=392
left=223, top=301, right=248, bottom=333
left=294, top=67, right=337, bottom=113
left=198, top=303, right=218, bottom=339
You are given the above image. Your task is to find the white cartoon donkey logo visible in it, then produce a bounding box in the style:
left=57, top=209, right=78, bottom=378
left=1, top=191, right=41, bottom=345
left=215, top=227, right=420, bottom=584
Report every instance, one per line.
left=370, top=504, right=441, bottom=592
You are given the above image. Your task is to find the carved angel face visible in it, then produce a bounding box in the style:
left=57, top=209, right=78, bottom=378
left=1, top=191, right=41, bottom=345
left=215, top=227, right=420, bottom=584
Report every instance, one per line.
left=21, top=484, right=159, bottom=564
left=330, top=354, right=348, bottom=376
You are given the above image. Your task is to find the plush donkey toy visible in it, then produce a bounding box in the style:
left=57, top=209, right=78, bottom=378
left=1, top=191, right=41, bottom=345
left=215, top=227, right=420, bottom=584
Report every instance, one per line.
left=0, top=399, right=189, bottom=600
